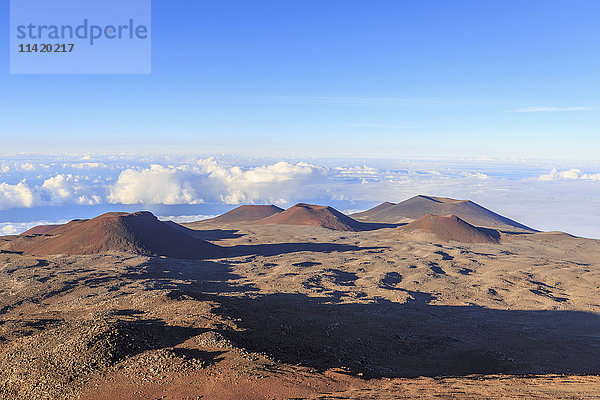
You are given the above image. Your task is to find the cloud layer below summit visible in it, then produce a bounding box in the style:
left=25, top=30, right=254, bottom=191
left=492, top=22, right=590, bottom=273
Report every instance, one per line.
left=0, top=155, right=599, bottom=237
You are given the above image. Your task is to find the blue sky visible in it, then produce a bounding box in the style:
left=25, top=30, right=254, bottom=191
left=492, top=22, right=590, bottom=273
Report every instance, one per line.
left=1, top=1, right=599, bottom=237
left=1, top=0, right=599, bottom=158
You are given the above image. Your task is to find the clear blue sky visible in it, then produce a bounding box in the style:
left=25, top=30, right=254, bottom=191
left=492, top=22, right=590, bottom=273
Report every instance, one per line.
left=1, top=0, right=599, bottom=159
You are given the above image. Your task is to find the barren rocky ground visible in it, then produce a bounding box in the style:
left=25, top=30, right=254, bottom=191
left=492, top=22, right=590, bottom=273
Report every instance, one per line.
left=1, top=222, right=599, bottom=399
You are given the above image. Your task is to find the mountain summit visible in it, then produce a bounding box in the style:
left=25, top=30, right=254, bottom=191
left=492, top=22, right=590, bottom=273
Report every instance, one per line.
left=256, top=203, right=366, bottom=231
left=202, top=205, right=284, bottom=224
left=352, top=195, right=533, bottom=231
left=389, top=214, right=501, bottom=243
left=15, top=211, right=223, bottom=259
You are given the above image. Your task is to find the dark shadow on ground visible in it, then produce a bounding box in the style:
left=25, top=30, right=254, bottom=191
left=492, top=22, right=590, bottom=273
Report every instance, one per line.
left=92, top=317, right=210, bottom=362
left=163, top=221, right=246, bottom=241
left=113, top=252, right=600, bottom=378
left=0, top=250, right=23, bottom=255
left=5, top=240, right=596, bottom=381
left=122, top=258, right=259, bottom=293
left=224, top=243, right=386, bottom=258
left=186, top=229, right=245, bottom=241
left=358, top=222, right=405, bottom=231
left=187, top=292, right=600, bottom=378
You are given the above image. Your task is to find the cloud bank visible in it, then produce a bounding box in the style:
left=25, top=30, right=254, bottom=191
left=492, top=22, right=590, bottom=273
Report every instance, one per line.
left=107, top=160, right=327, bottom=206
left=0, top=158, right=329, bottom=210
left=539, top=168, right=600, bottom=181
left=0, top=181, right=35, bottom=210
left=109, top=165, right=203, bottom=205
left=1, top=155, right=599, bottom=238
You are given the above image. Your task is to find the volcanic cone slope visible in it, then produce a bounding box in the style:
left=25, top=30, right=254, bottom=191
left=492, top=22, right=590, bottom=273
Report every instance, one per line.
left=256, top=203, right=366, bottom=231
left=352, top=195, right=533, bottom=231
left=203, top=205, right=284, bottom=224
left=390, top=214, right=501, bottom=243
left=21, top=224, right=64, bottom=235
left=16, top=211, right=224, bottom=259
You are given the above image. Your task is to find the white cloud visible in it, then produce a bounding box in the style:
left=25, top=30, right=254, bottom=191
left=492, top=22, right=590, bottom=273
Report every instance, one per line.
left=581, top=173, right=600, bottom=181
left=0, top=181, right=35, bottom=210
left=19, top=163, right=36, bottom=171
left=0, top=224, right=20, bottom=235
left=0, top=165, right=9, bottom=173
left=68, top=162, right=105, bottom=169
left=509, top=106, right=594, bottom=113
left=42, top=174, right=74, bottom=200
left=462, top=172, right=489, bottom=180
left=538, top=168, right=600, bottom=181
left=158, top=214, right=217, bottom=223
left=195, top=159, right=327, bottom=204
left=1, top=155, right=600, bottom=238
left=335, top=166, right=378, bottom=175
left=108, top=165, right=203, bottom=205
left=108, top=159, right=327, bottom=206
left=41, top=174, right=103, bottom=205
left=0, top=219, right=69, bottom=236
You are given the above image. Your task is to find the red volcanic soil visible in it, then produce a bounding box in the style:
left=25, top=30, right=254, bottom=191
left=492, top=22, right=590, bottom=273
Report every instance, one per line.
left=352, top=195, right=534, bottom=231
left=350, top=201, right=396, bottom=220
left=204, top=205, right=284, bottom=224
left=21, top=224, right=64, bottom=235
left=15, top=212, right=223, bottom=259
left=394, top=214, right=501, bottom=244
left=256, top=203, right=365, bottom=231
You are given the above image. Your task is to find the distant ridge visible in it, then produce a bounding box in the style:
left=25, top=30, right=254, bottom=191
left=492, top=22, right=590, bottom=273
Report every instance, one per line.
left=21, top=224, right=64, bottom=235
left=352, top=195, right=534, bottom=231
left=202, top=205, right=284, bottom=224
left=351, top=202, right=395, bottom=220
left=389, top=214, right=501, bottom=244
left=15, top=211, right=223, bottom=259
left=256, top=203, right=365, bottom=231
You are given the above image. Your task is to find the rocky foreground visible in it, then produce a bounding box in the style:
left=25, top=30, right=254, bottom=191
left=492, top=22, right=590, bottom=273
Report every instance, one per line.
left=1, top=214, right=599, bottom=399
